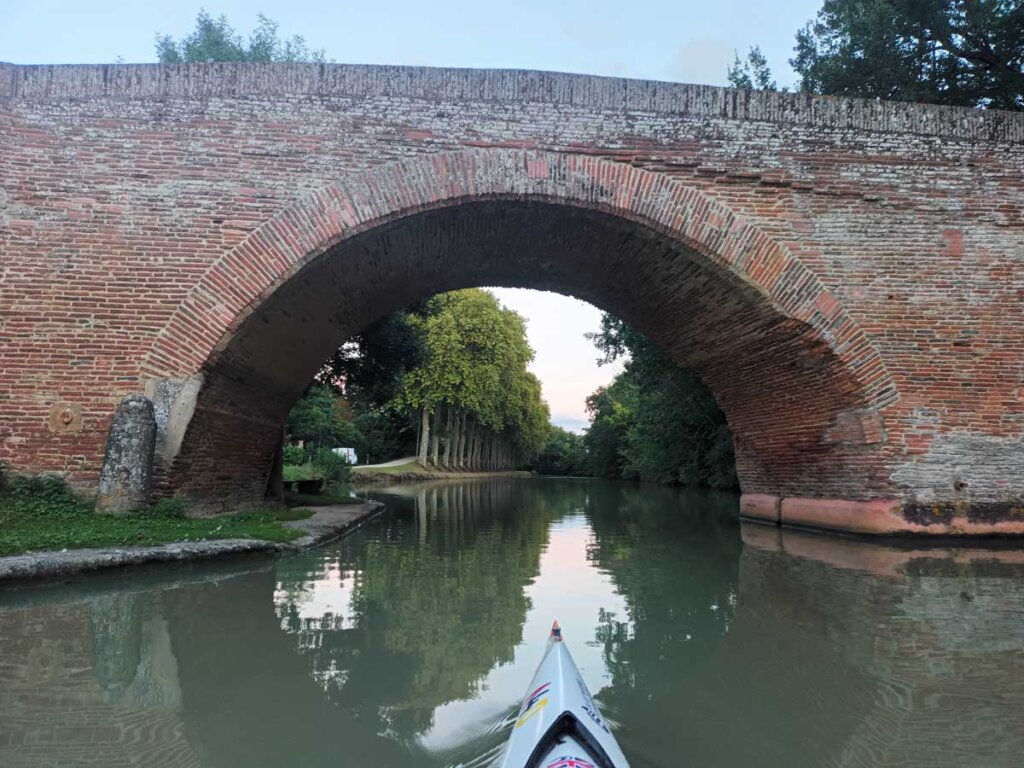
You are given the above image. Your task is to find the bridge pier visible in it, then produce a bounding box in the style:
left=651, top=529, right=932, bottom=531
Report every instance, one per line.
left=740, top=495, right=1024, bottom=536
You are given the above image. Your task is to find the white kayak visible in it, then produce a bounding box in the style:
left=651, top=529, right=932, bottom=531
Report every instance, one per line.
left=499, top=622, right=631, bottom=768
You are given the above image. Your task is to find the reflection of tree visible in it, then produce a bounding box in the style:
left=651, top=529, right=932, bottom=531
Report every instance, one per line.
left=586, top=484, right=741, bottom=697
left=274, top=480, right=561, bottom=738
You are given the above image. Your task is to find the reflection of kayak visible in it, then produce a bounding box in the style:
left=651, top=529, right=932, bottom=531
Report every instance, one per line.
left=499, top=622, right=631, bottom=768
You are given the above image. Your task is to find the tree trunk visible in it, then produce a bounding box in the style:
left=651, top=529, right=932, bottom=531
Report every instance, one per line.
left=417, top=407, right=430, bottom=466
left=452, top=410, right=464, bottom=469
left=470, top=423, right=479, bottom=470
left=430, top=407, right=441, bottom=467
left=442, top=406, right=453, bottom=468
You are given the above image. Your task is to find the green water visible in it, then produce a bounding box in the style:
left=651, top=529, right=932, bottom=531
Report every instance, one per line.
left=1, top=478, right=1022, bottom=767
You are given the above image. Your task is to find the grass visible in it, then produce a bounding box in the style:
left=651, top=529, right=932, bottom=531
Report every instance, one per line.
left=282, top=464, right=324, bottom=482
left=0, top=475, right=313, bottom=557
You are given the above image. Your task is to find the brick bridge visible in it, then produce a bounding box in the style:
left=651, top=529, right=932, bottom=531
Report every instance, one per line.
left=1, top=62, right=1022, bottom=535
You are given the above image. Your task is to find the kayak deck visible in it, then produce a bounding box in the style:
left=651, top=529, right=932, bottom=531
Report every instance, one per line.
left=499, top=622, right=630, bottom=768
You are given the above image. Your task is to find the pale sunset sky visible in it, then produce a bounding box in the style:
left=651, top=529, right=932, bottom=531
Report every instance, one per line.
left=1, top=0, right=820, bottom=430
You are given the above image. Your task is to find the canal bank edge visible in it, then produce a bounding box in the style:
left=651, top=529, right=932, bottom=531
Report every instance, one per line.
left=740, top=494, right=1024, bottom=536
left=0, top=501, right=385, bottom=586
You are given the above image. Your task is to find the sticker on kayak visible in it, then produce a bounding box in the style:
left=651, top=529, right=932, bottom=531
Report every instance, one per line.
left=575, top=676, right=611, bottom=734
left=546, top=758, right=596, bottom=768
left=515, top=682, right=550, bottom=727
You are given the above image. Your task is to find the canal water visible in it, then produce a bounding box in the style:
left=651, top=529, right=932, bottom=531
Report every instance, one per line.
left=1, top=478, right=1022, bottom=767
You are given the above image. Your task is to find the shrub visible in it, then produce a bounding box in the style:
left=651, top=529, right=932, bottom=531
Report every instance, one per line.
left=309, top=448, right=351, bottom=488
left=283, top=444, right=306, bottom=465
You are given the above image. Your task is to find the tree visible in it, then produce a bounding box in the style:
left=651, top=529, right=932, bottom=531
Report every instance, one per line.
left=156, top=10, right=327, bottom=64
left=531, top=426, right=589, bottom=476
left=584, top=315, right=738, bottom=489
left=727, top=46, right=778, bottom=90
left=286, top=384, right=359, bottom=451
left=583, top=378, right=637, bottom=480
left=791, top=0, right=1024, bottom=110
left=396, top=290, right=549, bottom=470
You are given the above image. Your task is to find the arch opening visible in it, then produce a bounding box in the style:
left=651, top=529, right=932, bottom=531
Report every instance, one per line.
left=159, top=195, right=896, bottom=513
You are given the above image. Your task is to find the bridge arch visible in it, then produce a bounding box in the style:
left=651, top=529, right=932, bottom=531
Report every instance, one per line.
left=145, top=149, right=899, bottom=524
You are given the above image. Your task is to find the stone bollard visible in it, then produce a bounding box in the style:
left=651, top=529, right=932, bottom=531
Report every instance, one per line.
left=96, top=394, right=157, bottom=514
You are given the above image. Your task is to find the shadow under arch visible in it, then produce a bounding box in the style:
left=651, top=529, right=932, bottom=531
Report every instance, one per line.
left=142, top=149, right=899, bottom=511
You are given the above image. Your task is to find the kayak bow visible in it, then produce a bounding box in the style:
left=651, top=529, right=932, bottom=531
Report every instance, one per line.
left=499, top=622, right=631, bottom=768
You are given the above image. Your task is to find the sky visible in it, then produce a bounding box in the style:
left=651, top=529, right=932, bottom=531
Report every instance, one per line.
left=1, top=0, right=822, bottom=430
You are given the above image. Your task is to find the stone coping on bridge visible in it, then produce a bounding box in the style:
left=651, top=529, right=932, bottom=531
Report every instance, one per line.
left=0, top=501, right=384, bottom=585
left=1, top=61, right=1022, bottom=143
left=740, top=494, right=1024, bottom=537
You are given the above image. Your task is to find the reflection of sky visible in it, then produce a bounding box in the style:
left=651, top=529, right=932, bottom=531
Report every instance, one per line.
left=417, top=514, right=629, bottom=753
left=274, top=560, right=359, bottom=631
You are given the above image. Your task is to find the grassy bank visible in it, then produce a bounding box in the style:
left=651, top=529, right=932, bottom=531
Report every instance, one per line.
left=0, top=476, right=314, bottom=557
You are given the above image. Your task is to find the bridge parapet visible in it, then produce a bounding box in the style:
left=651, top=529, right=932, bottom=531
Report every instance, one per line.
left=2, top=61, right=1022, bottom=143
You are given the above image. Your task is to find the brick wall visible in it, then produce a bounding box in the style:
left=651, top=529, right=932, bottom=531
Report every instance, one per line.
left=1, top=63, right=1022, bottom=533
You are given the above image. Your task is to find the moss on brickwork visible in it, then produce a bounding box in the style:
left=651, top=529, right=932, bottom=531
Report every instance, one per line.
left=0, top=476, right=309, bottom=556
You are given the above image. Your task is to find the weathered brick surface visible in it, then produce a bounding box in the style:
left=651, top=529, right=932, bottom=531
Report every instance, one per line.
left=1, top=62, right=1022, bottom=532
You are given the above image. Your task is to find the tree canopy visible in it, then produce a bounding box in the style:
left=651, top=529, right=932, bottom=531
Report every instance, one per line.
left=793, top=0, right=1024, bottom=109
left=397, top=290, right=550, bottom=466
left=582, top=315, right=738, bottom=489
left=728, top=1, right=1023, bottom=111
left=156, top=10, right=326, bottom=64
left=727, top=46, right=778, bottom=90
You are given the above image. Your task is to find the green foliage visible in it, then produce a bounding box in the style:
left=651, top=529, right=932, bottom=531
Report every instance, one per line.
left=584, top=378, right=638, bottom=480
left=319, top=310, right=428, bottom=409
left=155, top=10, right=327, bottom=64
left=397, top=289, right=550, bottom=463
left=283, top=444, right=306, bottom=465
left=727, top=46, right=778, bottom=90
left=282, top=449, right=351, bottom=488
left=0, top=476, right=303, bottom=556
left=286, top=384, right=360, bottom=452
left=791, top=0, right=1023, bottom=110
left=351, top=411, right=408, bottom=466
left=282, top=464, right=322, bottom=482
left=308, top=448, right=352, bottom=487
left=584, top=315, right=738, bottom=489
left=270, top=506, right=317, bottom=521
left=531, top=426, right=589, bottom=476
left=150, top=497, right=188, bottom=517
left=0, top=474, right=93, bottom=519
